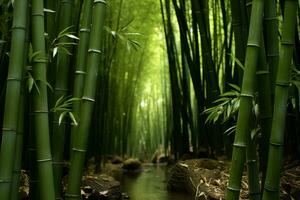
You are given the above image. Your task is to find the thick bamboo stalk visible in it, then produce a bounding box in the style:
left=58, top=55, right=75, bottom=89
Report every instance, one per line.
left=262, top=1, right=298, bottom=199
left=51, top=0, right=73, bottom=198
left=31, top=0, right=56, bottom=199
left=70, top=0, right=93, bottom=155
left=226, top=0, right=264, bottom=199
left=65, top=1, right=106, bottom=199
left=0, top=1, right=28, bottom=199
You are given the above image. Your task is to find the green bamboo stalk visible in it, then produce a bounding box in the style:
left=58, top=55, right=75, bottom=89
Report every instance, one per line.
left=65, top=1, right=106, bottom=199
left=10, top=81, right=25, bottom=200
left=230, top=0, right=247, bottom=84
left=226, top=0, right=264, bottom=199
left=264, top=0, right=279, bottom=93
left=0, top=1, right=28, bottom=199
left=70, top=0, right=93, bottom=155
left=262, top=1, right=298, bottom=199
left=10, top=6, right=30, bottom=199
left=51, top=0, right=73, bottom=198
left=257, top=40, right=273, bottom=189
left=31, top=0, right=56, bottom=199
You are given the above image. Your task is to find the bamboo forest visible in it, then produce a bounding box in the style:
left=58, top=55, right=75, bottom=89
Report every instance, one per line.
left=1, top=0, right=300, bottom=199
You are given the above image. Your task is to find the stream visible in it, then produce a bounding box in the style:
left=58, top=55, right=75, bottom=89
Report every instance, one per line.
left=120, top=163, right=194, bottom=200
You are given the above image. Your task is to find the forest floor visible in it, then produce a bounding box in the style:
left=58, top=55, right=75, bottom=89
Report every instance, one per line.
left=19, top=156, right=300, bottom=200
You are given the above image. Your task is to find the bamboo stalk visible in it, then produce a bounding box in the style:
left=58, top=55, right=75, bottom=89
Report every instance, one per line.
left=226, top=0, right=264, bottom=199
left=51, top=0, right=73, bottom=198
left=31, top=0, right=56, bottom=199
left=262, top=1, right=298, bottom=199
left=0, top=1, right=28, bottom=199
left=66, top=1, right=107, bottom=199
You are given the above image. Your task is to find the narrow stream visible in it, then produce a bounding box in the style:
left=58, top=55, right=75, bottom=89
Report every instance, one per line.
left=120, top=163, right=194, bottom=200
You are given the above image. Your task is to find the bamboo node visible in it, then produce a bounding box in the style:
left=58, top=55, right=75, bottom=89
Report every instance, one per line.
left=264, top=184, right=278, bottom=192
left=281, top=40, right=294, bottom=45
left=256, top=70, right=269, bottom=75
left=61, top=0, right=72, bottom=4
left=246, top=42, right=260, bottom=48
left=232, top=22, right=242, bottom=27
left=55, top=87, right=68, bottom=92
left=2, top=127, right=17, bottom=132
left=32, top=110, right=49, bottom=114
left=65, top=193, right=81, bottom=198
left=227, top=185, right=240, bottom=192
left=0, top=179, right=11, bottom=183
left=269, top=141, right=284, bottom=147
left=246, top=159, right=257, bottom=164
left=72, top=147, right=87, bottom=153
left=275, top=81, right=289, bottom=87
left=75, top=70, right=86, bottom=75
left=240, top=93, right=254, bottom=98
left=264, top=16, right=278, bottom=21
left=31, top=11, right=44, bottom=17
left=53, top=121, right=68, bottom=125
left=94, top=0, right=107, bottom=4
left=80, top=28, right=91, bottom=33
left=6, top=76, right=22, bottom=81
left=11, top=25, right=26, bottom=30
left=37, top=158, right=52, bottom=163
left=267, top=53, right=279, bottom=57
left=233, top=143, right=246, bottom=148
left=88, top=49, right=102, bottom=54
left=52, top=161, right=64, bottom=165
left=82, top=96, right=95, bottom=102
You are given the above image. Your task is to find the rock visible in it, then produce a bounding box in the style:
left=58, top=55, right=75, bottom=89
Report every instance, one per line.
left=167, top=159, right=227, bottom=199
left=111, top=156, right=123, bottom=164
left=82, top=174, right=121, bottom=200
left=122, top=158, right=141, bottom=171
left=101, top=164, right=123, bottom=181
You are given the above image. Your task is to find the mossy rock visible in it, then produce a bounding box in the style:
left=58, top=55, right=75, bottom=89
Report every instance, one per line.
left=122, top=158, right=142, bottom=171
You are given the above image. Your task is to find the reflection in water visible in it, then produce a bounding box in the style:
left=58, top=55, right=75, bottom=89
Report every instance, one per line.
left=121, top=164, right=194, bottom=200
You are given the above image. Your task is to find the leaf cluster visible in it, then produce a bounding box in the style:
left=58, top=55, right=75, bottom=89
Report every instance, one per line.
left=202, top=83, right=240, bottom=124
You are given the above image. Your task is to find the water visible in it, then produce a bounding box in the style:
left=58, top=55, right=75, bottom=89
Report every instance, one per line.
left=120, top=163, right=194, bottom=200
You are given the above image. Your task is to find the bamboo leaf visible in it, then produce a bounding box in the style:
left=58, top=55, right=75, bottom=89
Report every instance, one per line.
left=229, top=53, right=244, bottom=70
left=44, top=8, right=55, bottom=13
left=66, top=34, right=79, bottom=40
left=69, top=112, right=78, bottom=126
left=59, top=111, right=67, bottom=125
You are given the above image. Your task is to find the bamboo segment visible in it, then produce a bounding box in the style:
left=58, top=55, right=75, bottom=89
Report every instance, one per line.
left=264, top=0, right=279, bottom=93
left=226, top=0, right=264, bottom=199
left=51, top=0, right=73, bottom=198
left=70, top=0, right=93, bottom=156
left=31, top=0, right=56, bottom=199
left=0, top=0, right=28, bottom=199
left=66, top=1, right=106, bottom=199
left=262, top=1, right=298, bottom=199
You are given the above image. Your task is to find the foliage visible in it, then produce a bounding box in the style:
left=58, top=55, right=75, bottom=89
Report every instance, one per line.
left=203, top=83, right=240, bottom=124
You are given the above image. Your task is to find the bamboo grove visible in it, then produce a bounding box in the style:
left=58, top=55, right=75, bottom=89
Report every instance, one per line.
left=0, top=0, right=299, bottom=200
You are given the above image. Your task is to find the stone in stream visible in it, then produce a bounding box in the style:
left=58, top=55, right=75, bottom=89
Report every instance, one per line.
left=122, top=158, right=142, bottom=171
